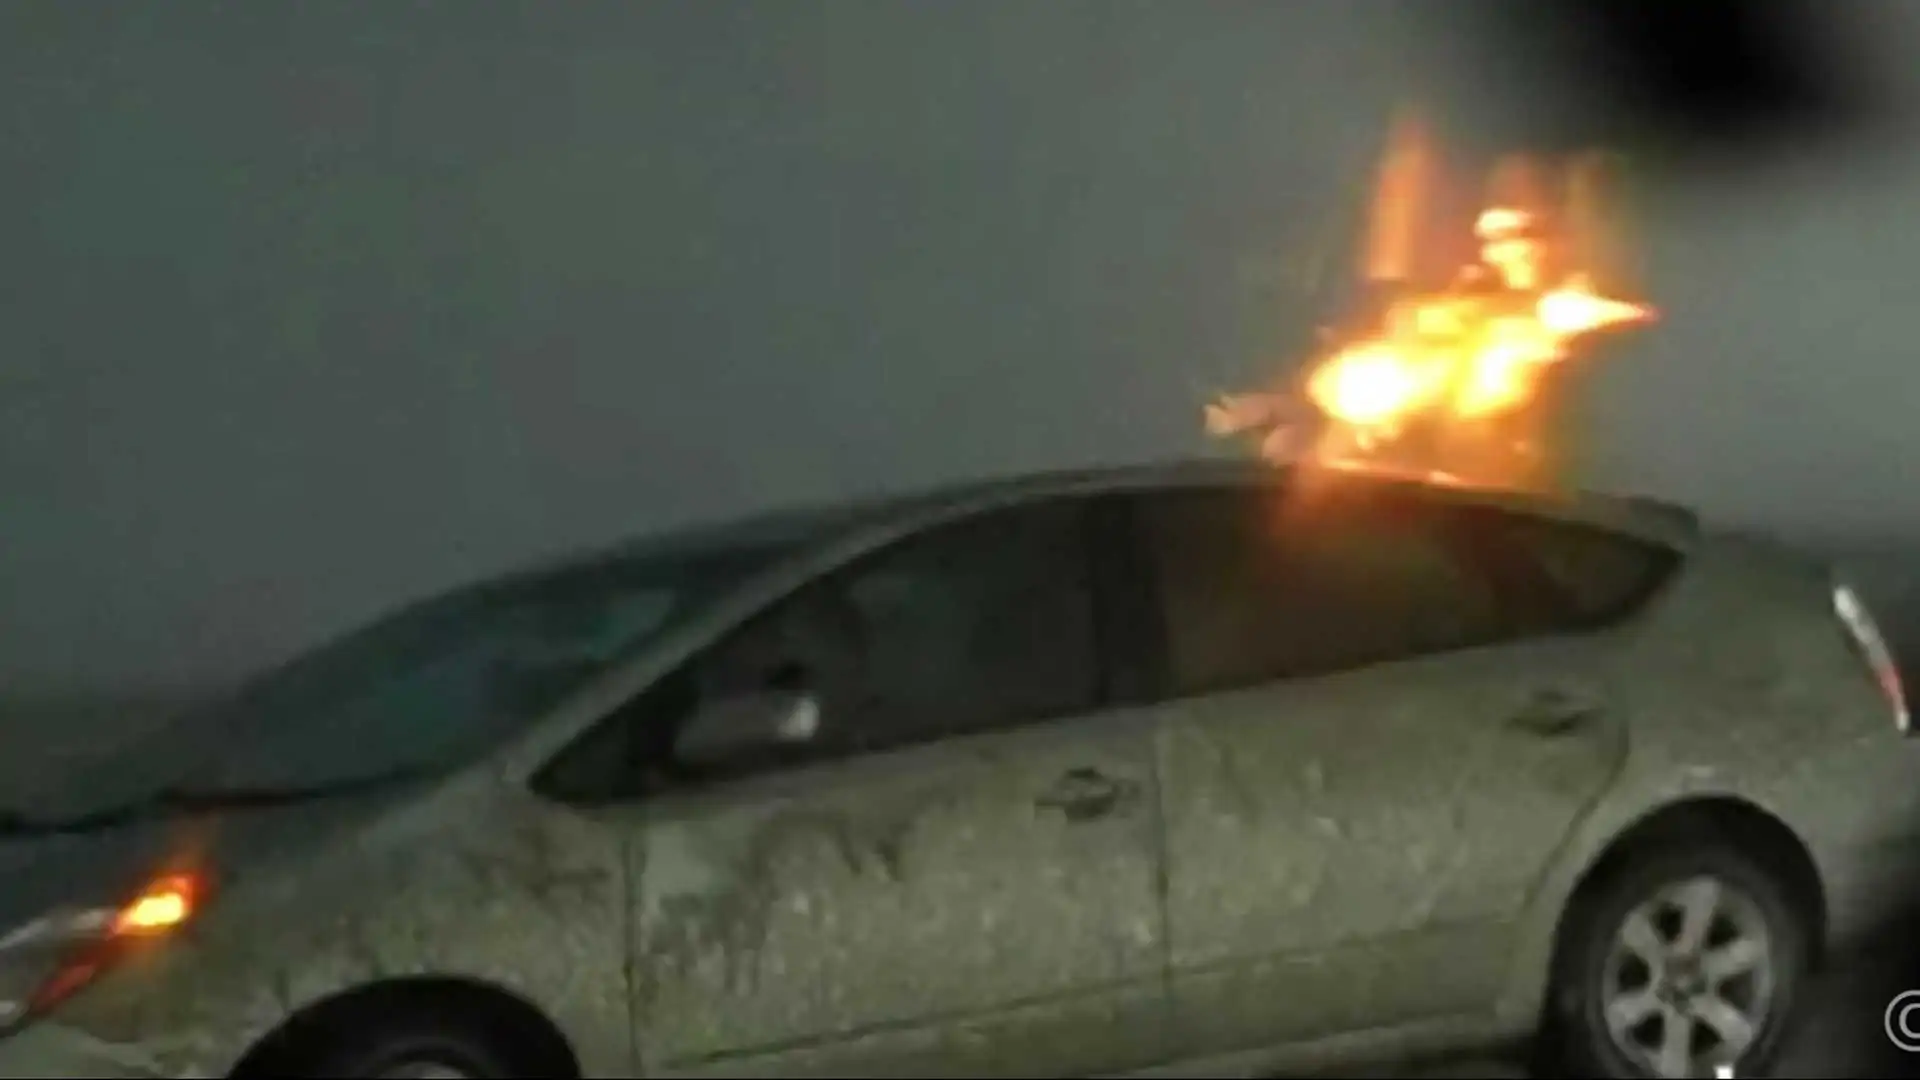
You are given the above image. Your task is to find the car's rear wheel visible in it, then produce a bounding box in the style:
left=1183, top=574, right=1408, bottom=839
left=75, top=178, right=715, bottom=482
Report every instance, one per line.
left=1546, top=843, right=1811, bottom=1079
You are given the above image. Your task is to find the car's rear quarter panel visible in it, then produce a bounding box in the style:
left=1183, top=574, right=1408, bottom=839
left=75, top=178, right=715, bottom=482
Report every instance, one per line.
left=1500, top=533, right=1920, bottom=1023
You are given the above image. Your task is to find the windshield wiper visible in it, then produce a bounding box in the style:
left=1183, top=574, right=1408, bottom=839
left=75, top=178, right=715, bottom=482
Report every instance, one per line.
left=0, top=766, right=434, bottom=838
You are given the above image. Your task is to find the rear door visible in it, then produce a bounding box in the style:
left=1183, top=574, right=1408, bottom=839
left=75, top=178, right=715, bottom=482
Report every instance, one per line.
left=1128, top=480, right=1654, bottom=1056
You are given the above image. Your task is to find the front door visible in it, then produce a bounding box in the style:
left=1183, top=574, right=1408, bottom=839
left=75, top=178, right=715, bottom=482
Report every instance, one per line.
left=621, top=497, right=1170, bottom=1076
left=636, top=715, right=1166, bottom=1077
left=1128, top=481, right=1635, bottom=1057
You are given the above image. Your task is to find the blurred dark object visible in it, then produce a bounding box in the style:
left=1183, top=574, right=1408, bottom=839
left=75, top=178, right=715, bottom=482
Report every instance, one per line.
left=1495, top=0, right=1885, bottom=166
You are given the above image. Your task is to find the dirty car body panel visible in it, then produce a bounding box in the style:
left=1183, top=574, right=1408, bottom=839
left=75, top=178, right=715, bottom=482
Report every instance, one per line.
left=612, top=495, right=1170, bottom=1075
left=628, top=713, right=1168, bottom=1078
left=1, top=460, right=1915, bottom=1079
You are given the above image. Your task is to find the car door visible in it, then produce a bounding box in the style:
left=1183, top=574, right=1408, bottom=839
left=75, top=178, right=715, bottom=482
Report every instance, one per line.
left=1127, top=480, right=1635, bottom=1058
left=597, top=497, right=1169, bottom=1077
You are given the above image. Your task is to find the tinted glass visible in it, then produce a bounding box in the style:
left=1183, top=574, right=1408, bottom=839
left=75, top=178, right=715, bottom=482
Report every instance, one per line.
left=1140, top=485, right=1510, bottom=696
left=712, top=498, right=1099, bottom=756
left=547, top=498, right=1102, bottom=797
left=1452, top=506, right=1680, bottom=630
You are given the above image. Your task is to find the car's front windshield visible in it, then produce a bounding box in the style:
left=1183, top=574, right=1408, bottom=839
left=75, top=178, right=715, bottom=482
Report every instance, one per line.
left=65, top=528, right=835, bottom=814
left=0, top=502, right=877, bottom=830
left=168, top=552, right=765, bottom=797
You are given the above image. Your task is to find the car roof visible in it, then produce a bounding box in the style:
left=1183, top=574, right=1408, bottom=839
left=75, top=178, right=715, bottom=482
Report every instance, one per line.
left=877, top=457, right=1702, bottom=550
left=529, top=457, right=1701, bottom=586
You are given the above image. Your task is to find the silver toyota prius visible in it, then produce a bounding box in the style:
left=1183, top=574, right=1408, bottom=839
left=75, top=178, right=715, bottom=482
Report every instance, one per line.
left=1, top=459, right=1915, bottom=1079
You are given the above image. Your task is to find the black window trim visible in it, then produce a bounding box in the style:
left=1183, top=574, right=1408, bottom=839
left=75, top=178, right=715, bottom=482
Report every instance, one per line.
left=1098, top=491, right=1168, bottom=707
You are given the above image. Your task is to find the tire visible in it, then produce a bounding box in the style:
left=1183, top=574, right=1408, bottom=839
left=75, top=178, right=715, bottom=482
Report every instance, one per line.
left=1544, top=841, right=1811, bottom=1079
left=280, top=1004, right=538, bottom=1079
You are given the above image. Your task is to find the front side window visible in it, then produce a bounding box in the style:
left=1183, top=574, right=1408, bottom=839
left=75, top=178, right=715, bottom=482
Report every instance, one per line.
left=1138, top=484, right=1510, bottom=698
left=544, top=498, right=1102, bottom=799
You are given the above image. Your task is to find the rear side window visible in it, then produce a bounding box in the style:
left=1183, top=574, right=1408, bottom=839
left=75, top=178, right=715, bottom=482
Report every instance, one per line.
left=1136, top=484, right=1680, bottom=700
left=1138, top=485, right=1513, bottom=696
left=1459, top=508, right=1680, bottom=630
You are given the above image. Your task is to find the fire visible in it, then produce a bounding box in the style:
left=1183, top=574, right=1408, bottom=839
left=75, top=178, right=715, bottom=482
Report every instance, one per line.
left=1209, top=111, right=1658, bottom=490
left=1304, top=206, right=1653, bottom=436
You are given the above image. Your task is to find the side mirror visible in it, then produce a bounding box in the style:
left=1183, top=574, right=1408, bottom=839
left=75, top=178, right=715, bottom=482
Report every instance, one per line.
left=673, top=689, right=821, bottom=768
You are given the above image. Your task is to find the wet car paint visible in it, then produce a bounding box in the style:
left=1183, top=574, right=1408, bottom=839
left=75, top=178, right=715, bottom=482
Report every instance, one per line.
left=5, top=462, right=1919, bottom=1078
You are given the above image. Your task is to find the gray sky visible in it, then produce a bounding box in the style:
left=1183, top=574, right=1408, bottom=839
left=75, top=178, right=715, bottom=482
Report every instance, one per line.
left=6, top=2, right=1920, bottom=695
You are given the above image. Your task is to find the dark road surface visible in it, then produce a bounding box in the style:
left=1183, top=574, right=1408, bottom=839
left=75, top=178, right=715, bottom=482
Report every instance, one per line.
left=1778, top=949, right=1920, bottom=1079
left=1390, top=945, right=1920, bottom=1078
left=1373, top=934, right=1920, bottom=1077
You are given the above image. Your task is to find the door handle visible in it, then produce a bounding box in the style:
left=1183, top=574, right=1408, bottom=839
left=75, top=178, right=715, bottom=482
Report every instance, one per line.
left=1035, top=767, right=1138, bottom=823
left=1507, top=689, right=1600, bottom=737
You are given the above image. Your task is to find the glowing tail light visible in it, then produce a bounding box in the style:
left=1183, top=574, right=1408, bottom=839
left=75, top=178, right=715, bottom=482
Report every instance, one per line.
left=1834, top=582, right=1910, bottom=734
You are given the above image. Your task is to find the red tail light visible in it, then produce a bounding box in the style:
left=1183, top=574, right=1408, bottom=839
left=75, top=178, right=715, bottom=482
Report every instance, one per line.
left=1835, top=582, right=1909, bottom=733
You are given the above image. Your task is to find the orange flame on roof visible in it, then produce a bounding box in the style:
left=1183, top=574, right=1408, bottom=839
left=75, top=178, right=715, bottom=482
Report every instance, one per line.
left=1209, top=111, right=1657, bottom=490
